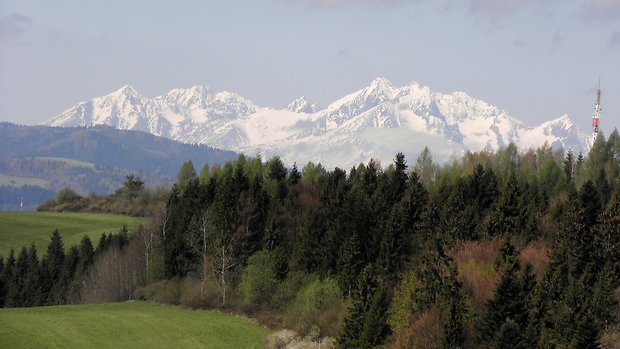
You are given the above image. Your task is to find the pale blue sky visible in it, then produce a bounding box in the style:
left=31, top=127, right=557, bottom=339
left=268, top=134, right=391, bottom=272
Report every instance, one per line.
left=1, top=0, right=619, bottom=134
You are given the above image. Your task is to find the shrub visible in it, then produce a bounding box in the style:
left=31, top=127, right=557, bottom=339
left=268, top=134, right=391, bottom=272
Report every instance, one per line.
left=239, top=250, right=279, bottom=308
left=272, top=271, right=316, bottom=310
left=56, top=187, right=82, bottom=204
left=286, top=278, right=345, bottom=337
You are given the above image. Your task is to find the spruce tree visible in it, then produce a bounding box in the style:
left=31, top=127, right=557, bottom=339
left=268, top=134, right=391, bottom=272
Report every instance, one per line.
left=339, top=264, right=379, bottom=349
left=487, top=174, right=521, bottom=237
left=44, top=230, right=65, bottom=305
left=443, top=265, right=467, bottom=349
left=4, top=250, right=17, bottom=307
left=564, top=149, right=575, bottom=184
left=177, top=160, right=197, bottom=192
left=479, top=261, right=529, bottom=343
left=494, top=319, right=524, bottom=349
left=572, top=313, right=600, bottom=349
left=359, top=285, right=389, bottom=349
left=336, top=233, right=362, bottom=298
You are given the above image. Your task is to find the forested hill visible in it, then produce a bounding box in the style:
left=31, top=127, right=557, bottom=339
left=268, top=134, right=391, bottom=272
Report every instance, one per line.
left=2, top=129, right=620, bottom=347
left=0, top=123, right=237, bottom=178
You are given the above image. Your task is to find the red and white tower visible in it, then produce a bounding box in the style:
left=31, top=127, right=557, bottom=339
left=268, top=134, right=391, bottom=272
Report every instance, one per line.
left=592, top=81, right=602, bottom=144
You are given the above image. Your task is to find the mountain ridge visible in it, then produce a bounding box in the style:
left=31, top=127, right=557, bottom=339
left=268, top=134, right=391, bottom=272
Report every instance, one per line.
left=46, top=78, right=591, bottom=168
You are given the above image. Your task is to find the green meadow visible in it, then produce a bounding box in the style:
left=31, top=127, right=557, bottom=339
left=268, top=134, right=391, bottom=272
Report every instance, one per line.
left=0, top=302, right=270, bottom=349
left=0, top=212, right=144, bottom=257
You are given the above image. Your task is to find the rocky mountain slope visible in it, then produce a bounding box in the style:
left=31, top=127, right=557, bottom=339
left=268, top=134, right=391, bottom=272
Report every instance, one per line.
left=46, top=78, right=591, bottom=168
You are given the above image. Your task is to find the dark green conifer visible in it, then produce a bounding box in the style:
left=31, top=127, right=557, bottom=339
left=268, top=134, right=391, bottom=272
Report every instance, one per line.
left=494, top=319, right=524, bottom=349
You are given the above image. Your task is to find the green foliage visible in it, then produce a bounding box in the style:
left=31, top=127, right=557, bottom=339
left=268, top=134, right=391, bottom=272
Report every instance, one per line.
left=239, top=250, right=279, bottom=308
left=478, top=259, right=532, bottom=344
left=177, top=160, right=198, bottom=192
left=572, top=313, right=601, bottom=349
left=33, top=143, right=614, bottom=347
left=114, top=174, right=144, bottom=199
left=339, top=264, right=389, bottom=349
left=287, top=277, right=343, bottom=336
left=415, top=146, right=438, bottom=184
left=55, top=187, right=82, bottom=204
left=300, top=161, right=326, bottom=184
left=494, top=319, right=523, bottom=349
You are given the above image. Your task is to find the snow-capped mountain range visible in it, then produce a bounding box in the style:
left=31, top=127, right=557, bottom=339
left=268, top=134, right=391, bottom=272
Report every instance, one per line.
left=46, top=78, right=591, bottom=168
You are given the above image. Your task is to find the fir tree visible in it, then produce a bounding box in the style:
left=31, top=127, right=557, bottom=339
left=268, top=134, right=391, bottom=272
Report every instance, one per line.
left=564, top=149, right=575, bottom=184
left=443, top=265, right=467, bottom=349
left=479, top=261, right=529, bottom=343
left=494, top=319, right=524, bottom=349
left=177, top=160, right=197, bottom=192
left=339, top=264, right=386, bottom=349
left=44, top=230, right=65, bottom=305
left=571, top=313, right=600, bottom=349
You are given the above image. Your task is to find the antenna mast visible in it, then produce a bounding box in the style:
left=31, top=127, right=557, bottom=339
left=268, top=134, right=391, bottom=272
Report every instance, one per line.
left=592, top=78, right=602, bottom=144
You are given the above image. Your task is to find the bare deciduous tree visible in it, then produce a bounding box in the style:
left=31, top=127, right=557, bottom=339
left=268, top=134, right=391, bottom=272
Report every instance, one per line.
left=211, top=236, right=236, bottom=307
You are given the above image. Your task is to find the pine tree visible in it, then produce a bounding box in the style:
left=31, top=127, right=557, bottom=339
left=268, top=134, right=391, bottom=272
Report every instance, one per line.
left=378, top=204, right=407, bottom=279
left=487, top=174, right=521, bottom=237
left=4, top=250, right=17, bottom=307
left=24, top=243, right=41, bottom=306
left=79, top=235, right=95, bottom=271
left=339, top=264, right=381, bottom=349
left=571, top=313, right=600, bottom=349
left=337, top=233, right=362, bottom=298
left=177, top=160, right=197, bottom=192
left=443, top=265, right=467, bottom=349
left=359, top=285, right=389, bottom=349
left=479, top=261, right=529, bottom=342
left=0, top=256, right=5, bottom=307
left=494, top=319, right=524, bottom=349
left=44, top=230, right=65, bottom=305
left=596, top=192, right=620, bottom=283
left=494, top=238, right=518, bottom=270
left=287, top=163, right=301, bottom=186
left=564, top=149, right=575, bottom=184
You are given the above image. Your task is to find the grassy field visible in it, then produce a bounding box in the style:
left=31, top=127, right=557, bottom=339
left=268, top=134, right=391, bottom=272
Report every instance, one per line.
left=38, top=157, right=97, bottom=170
left=0, top=212, right=144, bottom=257
left=0, top=173, right=49, bottom=187
left=0, top=302, right=270, bottom=349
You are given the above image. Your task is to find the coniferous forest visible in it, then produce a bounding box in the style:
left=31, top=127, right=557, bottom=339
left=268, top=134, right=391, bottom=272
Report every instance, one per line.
left=2, top=131, right=620, bottom=348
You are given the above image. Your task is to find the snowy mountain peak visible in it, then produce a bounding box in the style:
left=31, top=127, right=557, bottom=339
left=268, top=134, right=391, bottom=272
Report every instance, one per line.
left=286, top=96, right=320, bottom=114
left=364, top=77, right=396, bottom=99
left=45, top=80, right=591, bottom=168
left=112, top=84, right=141, bottom=98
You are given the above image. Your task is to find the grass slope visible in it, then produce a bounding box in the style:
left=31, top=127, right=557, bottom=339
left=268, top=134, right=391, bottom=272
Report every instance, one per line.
left=0, top=302, right=270, bottom=349
left=0, top=212, right=143, bottom=257
left=38, top=157, right=96, bottom=169
left=0, top=174, right=49, bottom=187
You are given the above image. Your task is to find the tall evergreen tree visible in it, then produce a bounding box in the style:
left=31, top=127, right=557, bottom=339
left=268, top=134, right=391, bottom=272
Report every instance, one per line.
left=494, top=319, right=524, bottom=349
left=564, top=149, right=575, bottom=184
left=339, top=264, right=388, bottom=349
left=44, top=230, right=65, bottom=305
left=443, top=265, right=467, bottom=349
left=479, top=260, right=530, bottom=343
left=177, top=160, right=197, bottom=192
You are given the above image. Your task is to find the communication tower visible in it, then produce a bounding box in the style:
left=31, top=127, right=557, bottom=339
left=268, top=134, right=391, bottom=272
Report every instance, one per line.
left=592, top=80, right=602, bottom=144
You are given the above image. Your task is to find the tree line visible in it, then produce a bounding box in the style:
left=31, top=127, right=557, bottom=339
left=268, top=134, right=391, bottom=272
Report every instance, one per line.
left=1, top=129, right=620, bottom=348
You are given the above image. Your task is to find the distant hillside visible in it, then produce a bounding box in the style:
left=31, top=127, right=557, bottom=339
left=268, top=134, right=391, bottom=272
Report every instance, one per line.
left=0, top=123, right=238, bottom=209
left=0, top=123, right=237, bottom=177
